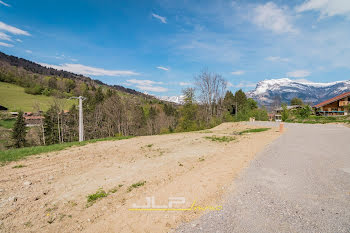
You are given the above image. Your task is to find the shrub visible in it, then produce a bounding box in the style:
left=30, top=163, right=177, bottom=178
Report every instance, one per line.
left=160, top=127, right=170, bottom=134
left=42, top=88, right=52, bottom=96
left=127, top=181, right=146, bottom=192
left=281, top=104, right=289, bottom=121
left=204, top=135, right=235, bottom=142
left=298, top=105, right=312, bottom=118
left=87, top=188, right=108, bottom=204
left=24, top=85, right=43, bottom=95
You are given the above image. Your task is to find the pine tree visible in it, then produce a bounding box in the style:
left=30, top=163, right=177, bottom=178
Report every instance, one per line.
left=44, top=105, right=60, bottom=145
left=12, top=111, right=27, bottom=148
left=234, top=89, right=247, bottom=112
left=223, top=91, right=235, bottom=114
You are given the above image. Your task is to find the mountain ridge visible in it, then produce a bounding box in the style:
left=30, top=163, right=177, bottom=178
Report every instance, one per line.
left=0, top=51, right=149, bottom=98
left=247, top=78, right=350, bottom=106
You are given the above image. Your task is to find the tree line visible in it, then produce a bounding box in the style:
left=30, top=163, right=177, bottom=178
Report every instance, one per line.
left=10, top=69, right=269, bottom=148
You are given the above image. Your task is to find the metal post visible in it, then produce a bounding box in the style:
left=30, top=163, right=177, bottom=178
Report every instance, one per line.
left=79, top=96, right=84, bottom=142
left=69, top=96, right=86, bottom=142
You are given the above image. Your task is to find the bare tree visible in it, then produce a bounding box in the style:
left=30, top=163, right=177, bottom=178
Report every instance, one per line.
left=182, top=87, right=196, bottom=104
left=194, top=69, right=227, bottom=122
left=33, top=102, right=45, bottom=145
left=52, top=98, right=65, bottom=143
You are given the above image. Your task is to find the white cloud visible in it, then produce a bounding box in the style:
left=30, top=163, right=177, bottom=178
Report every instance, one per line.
left=253, top=2, right=297, bottom=34
left=0, top=32, right=11, bottom=41
left=179, top=82, right=192, bottom=86
left=25, top=50, right=32, bottom=54
left=39, top=63, right=140, bottom=76
left=0, top=41, right=13, bottom=47
left=231, top=81, right=257, bottom=88
left=124, top=79, right=168, bottom=93
left=137, top=85, right=168, bottom=92
left=16, top=39, right=22, bottom=42
left=156, top=66, right=169, bottom=71
left=266, top=56, right=289, bottom=62
left=286, top=70, right=311, bottom=78
left=152, top=13, right=167, bottom=23
left=296, top=0, right=350, bottom=18
left=125, top=79, right=163, bottom=86
left=0, top=0, right=10, bottom=7
left=0, top=21, right=30, bottom=36
left=293, top=78, right=312, bottom=83
left=231, top=70, right=245, bottom=75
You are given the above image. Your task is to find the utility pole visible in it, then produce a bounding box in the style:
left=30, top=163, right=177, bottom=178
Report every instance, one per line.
left=70, top=96, right=86, bottom=142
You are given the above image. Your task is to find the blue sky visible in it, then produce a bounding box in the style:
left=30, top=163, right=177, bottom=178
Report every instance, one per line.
left=0, top=0, right=350, bottom=97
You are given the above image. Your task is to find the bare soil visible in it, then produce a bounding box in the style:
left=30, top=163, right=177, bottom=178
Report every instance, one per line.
left=0, top=122, right=281, bottom=233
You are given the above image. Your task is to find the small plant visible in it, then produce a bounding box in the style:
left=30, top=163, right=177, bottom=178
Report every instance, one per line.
left=108, top=185, right=123, bottom=194
left=127, top=181, right=146, bottom=192
left=45, top=206, right=58, bottom=212
left=204, top=135, right=235, bottom=142
left=59, top=213, right=66, bottom=221
left=239, top=128, right=270, bottom=135
left=87, top=188, right=108, bottom=205
left=178, top=162, right=184, bottom=166
left=12, top=164, right=26, bottom=168
left=146, top=144, right=153, bottom=148
left=68, top=201, right=77, bottom=207
left=198, top=157, right=205, bottom=162
left=24, top=221, right=33, bottom=228
left=47, top=217, right=55, bottom=224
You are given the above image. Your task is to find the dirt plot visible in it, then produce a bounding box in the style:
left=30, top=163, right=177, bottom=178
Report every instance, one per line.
left=0, top=122, right=281, bottom=233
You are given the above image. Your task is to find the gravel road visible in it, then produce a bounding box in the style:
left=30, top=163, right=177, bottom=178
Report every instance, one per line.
left=177, top=122, right=350, bottom=233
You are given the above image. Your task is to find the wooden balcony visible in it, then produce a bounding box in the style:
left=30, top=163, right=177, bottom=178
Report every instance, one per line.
left=339, top=101, right=349, bottom=106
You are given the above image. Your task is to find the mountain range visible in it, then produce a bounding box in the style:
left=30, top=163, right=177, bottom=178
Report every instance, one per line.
left=1, top=51, right=349, bottom=107
left=247, top=78, right=350, bottom=106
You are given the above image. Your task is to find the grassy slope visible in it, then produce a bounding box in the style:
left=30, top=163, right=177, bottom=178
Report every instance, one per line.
left=0, top=136, right=133, bottom=163
left=0, top=119, right=15, bottom=129
left=0, top=82, right=75, bottom=112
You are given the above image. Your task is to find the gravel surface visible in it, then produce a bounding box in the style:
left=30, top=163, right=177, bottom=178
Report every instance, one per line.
left=177, top=122, right=350, bottom=233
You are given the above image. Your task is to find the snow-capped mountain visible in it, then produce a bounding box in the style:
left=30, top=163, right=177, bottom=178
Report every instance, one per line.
left=158, top=95, right=184, bottom=104
left=247, top=78, right=350, bottom=106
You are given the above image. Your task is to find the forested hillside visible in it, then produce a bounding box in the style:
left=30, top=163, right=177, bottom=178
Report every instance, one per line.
left=0, top=52, right=268, bottom=150
left=0, top=51, right=149, bottom=98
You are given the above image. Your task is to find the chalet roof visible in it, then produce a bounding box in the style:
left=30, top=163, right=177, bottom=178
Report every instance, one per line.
left=24, top=116, right=44, bottom=120
left=0, top=105, right=8, bottom=111
left=314, top=92, right=350, bottom=108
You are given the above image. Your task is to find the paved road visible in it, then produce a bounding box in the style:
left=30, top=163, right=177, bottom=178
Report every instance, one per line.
left=177, top=123, right=350, bottom=233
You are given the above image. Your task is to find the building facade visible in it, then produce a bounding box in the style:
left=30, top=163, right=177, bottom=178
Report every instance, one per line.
left=314, top=92, right=350, bottom=116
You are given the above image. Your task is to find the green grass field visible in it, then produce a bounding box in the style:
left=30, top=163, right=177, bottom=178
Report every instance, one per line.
left=0, top=136, right=133, bottom=163
left=0, top=82, right=75, bottom=112
left=0, top=119, right=16, bottom=129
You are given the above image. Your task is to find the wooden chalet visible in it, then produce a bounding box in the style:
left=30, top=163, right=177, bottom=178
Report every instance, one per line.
left=23, top=112, right=44, bottom=126
left=314, top=92, right=350, bottom=116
